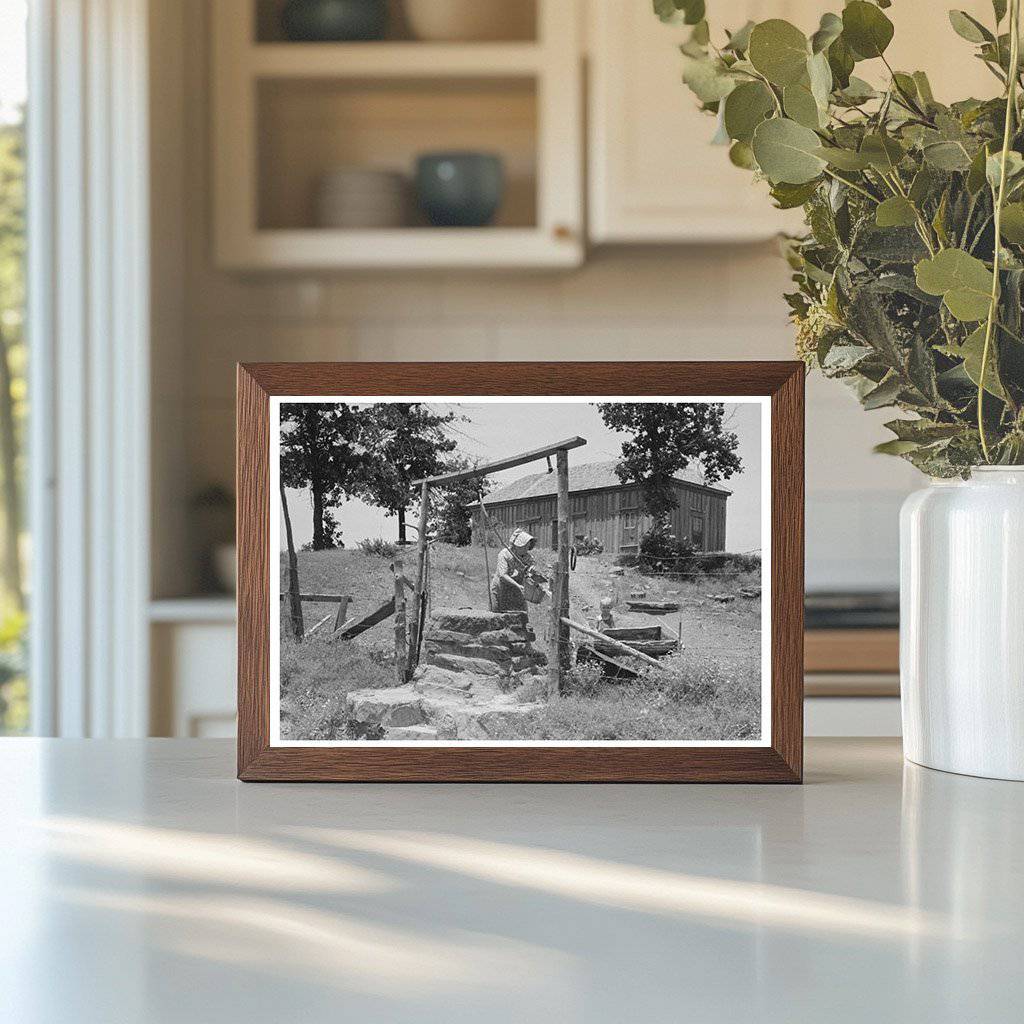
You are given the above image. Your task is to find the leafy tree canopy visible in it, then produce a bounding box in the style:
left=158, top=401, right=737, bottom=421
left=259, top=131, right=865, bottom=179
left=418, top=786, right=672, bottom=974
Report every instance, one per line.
left=597, top=402, right=742, bottom=519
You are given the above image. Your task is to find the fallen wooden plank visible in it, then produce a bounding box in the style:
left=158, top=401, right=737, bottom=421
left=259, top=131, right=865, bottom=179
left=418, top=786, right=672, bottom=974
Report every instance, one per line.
left=278, top=593, right=352, bottom=605
left=334, top=598, right=396, bottom=641
left=593, top=638, right=678, bottom=659
left=626, top=600, right=680, bottom=614
left=577, top=645, right=639, bottom=679
left=603, top=626, right=663, bottom=641
left=561, top=617, right=667, bottom=671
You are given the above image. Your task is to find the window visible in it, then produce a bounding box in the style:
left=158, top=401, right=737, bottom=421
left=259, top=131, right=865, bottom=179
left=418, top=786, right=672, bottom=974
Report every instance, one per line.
left=0, top=1, right=27, bottom=734
left=690, top=513, right=705, bottom=549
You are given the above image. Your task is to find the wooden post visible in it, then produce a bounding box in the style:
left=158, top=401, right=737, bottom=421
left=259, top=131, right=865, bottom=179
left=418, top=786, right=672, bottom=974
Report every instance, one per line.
left=549, top=448, right=571, bottom=697
left=392, top=557, right=407, bottom=686
left=406, top=480, right=430, bottom=679
left=477, top=492, right=493, bottom=610
left=280, top=479, right=304, bottom=641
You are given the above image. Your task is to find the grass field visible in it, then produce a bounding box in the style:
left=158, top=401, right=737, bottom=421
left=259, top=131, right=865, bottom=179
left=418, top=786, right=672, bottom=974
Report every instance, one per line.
left=279, top=542, right=762, bottom=742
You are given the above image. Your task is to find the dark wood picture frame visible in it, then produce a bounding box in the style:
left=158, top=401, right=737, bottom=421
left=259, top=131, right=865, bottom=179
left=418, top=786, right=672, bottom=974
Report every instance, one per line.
left=237, top=362, right=804, bottom=782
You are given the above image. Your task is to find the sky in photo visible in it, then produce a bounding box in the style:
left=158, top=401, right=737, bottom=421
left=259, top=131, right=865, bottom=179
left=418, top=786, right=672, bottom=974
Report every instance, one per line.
left=282, top=400, right=764, bottom=552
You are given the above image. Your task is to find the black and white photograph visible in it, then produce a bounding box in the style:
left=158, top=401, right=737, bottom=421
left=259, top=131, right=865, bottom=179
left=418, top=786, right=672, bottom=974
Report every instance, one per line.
left=271, top=397, right=769, bottom=745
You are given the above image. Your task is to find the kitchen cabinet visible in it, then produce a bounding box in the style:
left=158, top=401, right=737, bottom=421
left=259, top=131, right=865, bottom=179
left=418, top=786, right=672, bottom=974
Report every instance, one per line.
left=212, top=0, right=584, bottom=269
left=587, top=0, right=998, bottom=244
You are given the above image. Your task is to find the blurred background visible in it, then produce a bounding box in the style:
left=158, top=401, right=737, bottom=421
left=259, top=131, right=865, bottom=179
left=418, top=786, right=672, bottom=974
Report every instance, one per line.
left=1, top=0, right=998, bottom=740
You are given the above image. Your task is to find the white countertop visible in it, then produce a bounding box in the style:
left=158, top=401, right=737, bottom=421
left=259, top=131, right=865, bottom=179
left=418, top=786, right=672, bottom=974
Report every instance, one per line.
left=1, top=738, right=1021, bottom=1023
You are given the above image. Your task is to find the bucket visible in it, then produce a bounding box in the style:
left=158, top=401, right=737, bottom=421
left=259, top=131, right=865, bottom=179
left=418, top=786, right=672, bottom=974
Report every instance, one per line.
left=523, top=575, right=546, bottom=604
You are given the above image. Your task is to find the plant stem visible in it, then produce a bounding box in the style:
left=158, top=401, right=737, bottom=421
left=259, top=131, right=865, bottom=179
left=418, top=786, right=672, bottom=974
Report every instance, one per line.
left=979, top=0, right=1021, bottom=463
left=821, top=167, right=879, bottom=203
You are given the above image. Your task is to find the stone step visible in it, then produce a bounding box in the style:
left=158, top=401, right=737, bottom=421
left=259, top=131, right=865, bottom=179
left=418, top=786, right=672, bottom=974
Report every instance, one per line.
left=413, top=665, right=475, bottom=701
left=424, top=641, right=514, bottom=665
left=385, top=725, right=439, bottom=741
left=346, top=686, right=425, bottom=728
left=442, top=702, right=545, bottom=740
left=428, top=652, right=508, bottom=677
left=477, top=628, right=536, bottom=645
left=429, top=608, right=529, bottom=636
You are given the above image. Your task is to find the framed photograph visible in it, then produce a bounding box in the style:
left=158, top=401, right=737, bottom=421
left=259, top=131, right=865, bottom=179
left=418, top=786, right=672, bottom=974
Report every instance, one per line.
left=237, top=362, right=803, bottom=782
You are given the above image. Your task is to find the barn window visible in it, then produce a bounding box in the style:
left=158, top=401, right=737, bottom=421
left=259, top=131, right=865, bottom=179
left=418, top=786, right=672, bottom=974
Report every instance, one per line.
left=690, top=513, right=705, bottom=548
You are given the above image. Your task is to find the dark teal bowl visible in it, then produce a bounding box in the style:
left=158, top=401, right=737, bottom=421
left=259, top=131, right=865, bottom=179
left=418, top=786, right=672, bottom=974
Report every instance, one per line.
left=415, top=152, right=505, bottom=228
left=281, top=0, right=388, bottom=42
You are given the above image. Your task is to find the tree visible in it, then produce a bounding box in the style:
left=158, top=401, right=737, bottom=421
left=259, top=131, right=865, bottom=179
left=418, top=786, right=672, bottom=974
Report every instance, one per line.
left=429, top=458, right=491, bottom=546
left=596, top=403, right=742, bottom=519
left=0, top=115, right=25, bottom=610
left=279, top=403, right=369, bottom=550
left=358, top=404, right=458, bottom=544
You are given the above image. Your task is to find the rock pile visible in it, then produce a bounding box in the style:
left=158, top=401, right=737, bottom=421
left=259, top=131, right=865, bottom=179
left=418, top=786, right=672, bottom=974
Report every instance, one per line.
left=344, top=608, right=548, bottom=741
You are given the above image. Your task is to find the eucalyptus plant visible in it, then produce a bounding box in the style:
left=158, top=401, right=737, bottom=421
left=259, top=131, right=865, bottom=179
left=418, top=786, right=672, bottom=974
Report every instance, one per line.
left=659, top=0, right=1024, bottom=474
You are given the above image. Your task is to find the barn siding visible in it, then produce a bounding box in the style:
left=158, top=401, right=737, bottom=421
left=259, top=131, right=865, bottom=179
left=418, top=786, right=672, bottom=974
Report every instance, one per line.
left=473, top=482, right=730, bottom=554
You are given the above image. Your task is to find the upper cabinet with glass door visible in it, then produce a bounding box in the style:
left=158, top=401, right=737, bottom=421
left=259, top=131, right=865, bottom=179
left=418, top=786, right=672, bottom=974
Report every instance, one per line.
left=212, top=0, right=584, bottom=269
left=586, top=0, right=999, bottom=244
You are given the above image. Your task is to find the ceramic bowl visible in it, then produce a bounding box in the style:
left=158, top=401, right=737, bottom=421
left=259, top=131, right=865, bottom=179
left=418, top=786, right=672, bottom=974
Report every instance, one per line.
left=281, top=0, right=388, bottom=42
left=315, top=167, right=409, bottom=228
left=415, top=152, right=505, bottom=228
left=403, top=0, right=534, bottom=42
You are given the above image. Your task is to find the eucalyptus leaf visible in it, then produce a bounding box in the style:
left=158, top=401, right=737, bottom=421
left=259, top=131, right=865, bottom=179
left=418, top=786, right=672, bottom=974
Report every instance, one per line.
left=807, top=51, right=833, bottom=111
left=825, top=34, right=854, bottom=90
left=874, top=439, right=921, bottom=455
left=1000, top=202, right=1024, bottom=243
left=752, top=117, right=827, bottom=184
left=682, top=55, right=737, bottom=103
left=783, top=83, right=823, bottom=129
left=909, top=165, right=937, bottom=205
left=948, top=10, right=993, bottom=44
left=912, top=71, right=935, bottom=105
left=729, top=140, right=758, bottom=170
left=875, top=196, right=918, bottom=228
left=724, top=20, right=755, bottom=53
left=862, top=375, right=902, bottom=410
left=915, top=249, right=994, bottom=321
left=770, top=179, right=821, bottom=209
left=654, top=0, right=705, bottom=26
left=836, top=76, right=878, bottom=105
left=842, top=1, right=895, bottom=60
left=884, top=419, right=963, bottom=443
left=748, top=19, right=810, bottom=87
left=815, top=146, right=872, bottom=171
left=986, top=150, right=1024, bottom=190
left=967, top=143, right=993, bottom=193
left=723, top=81, right=775, bottom=144
left=860, top=133, right=906, bottom=173
left=958, top=324, right=1007, bottom=398
left=810, top=12, right=843, bottom=54
left=923, top=141, right=973, bottom=171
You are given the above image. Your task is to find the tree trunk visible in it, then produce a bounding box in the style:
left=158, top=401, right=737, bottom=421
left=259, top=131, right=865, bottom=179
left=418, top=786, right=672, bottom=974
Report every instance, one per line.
left=0, top=326, right=22, bottom=610
left=311, top=484, right=326, bottom=550
left=397, top=506, right=407, bottom=545
left=280, top=480, right=304, bottom=641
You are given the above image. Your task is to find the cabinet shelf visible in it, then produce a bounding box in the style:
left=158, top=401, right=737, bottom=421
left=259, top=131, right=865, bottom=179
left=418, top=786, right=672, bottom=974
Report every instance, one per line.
left=248, top=42, right=545, bottom=79
left=212, top=0, right=582, bottom=269
left=218, top=226, right=579, bottom=270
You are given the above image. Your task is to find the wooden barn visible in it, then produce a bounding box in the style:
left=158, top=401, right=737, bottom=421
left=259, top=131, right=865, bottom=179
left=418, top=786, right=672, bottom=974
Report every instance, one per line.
left=472, top=460, right=730, bottom=555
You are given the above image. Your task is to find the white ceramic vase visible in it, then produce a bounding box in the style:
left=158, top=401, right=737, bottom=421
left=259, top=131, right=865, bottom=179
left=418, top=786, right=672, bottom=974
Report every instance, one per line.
left=900, top=467, right=1024, bottom=780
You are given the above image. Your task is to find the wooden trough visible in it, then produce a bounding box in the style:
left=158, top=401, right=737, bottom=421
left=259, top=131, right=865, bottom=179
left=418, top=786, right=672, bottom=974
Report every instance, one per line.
left=576, top=625, right=679, bottom=679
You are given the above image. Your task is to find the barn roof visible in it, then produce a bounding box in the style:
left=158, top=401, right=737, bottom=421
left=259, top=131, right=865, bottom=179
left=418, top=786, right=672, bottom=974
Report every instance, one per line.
left=480, top=460, right=731, bottom=506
